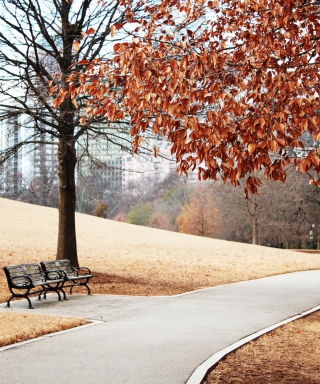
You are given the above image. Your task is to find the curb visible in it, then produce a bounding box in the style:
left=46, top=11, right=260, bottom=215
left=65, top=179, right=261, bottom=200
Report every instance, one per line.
left=0, top=319, right=103, bottom=353
left=186, top=304, right=320, bottom=384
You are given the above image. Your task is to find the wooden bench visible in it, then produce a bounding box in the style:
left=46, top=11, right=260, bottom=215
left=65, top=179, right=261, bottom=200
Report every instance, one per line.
left=3, top=263, right=65, bottom=309
left=41, top=259, right=93, bottom=296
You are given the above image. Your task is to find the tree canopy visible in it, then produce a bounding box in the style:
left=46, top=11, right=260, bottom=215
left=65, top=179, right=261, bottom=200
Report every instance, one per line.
left=63, top=0, right=320, bottom=197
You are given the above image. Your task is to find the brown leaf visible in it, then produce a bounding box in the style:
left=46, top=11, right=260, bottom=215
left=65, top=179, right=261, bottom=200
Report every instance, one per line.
left=73, top=40, right=80, bottom=51
left=85, top=28, right=95, bottom=35
left=153, top=146, right=158, bottom=157
left=71, top=99, right=78, bottom=109
left=248, top=143, right=256, bottom=154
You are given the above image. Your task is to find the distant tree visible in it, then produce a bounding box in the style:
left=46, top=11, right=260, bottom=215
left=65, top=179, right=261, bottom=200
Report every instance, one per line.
left=261, top=170, right=320, bottom=249
left=0, top=169, right=23, bottom=198
left=149, top=183, right=191, bottom=231
left=20, top=176, right=59, bottom=208
left=176, top=185, right=220, bottom=237
left=214, top=169, right=320, bottom=248
left=113, top=212, right=127, bottom=222
left=148, top=211, right=176, bottom=231
left=19, top=156, right=59, bottom=207
left=126, top=202, right=153, bottom=226
left=76, top=178, right=99, bottom=215
left=215, top=178, right=273, bottom=245
left=76, top=167, right=111, bottom=215
left=93, top=200, right=107, bottom=218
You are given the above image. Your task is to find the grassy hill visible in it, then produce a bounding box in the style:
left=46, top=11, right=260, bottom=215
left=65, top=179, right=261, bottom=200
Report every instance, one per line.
left=1, top=197, right=320, bottom=302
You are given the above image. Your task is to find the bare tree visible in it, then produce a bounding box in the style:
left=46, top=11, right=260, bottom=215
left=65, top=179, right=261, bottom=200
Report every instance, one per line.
left=0, top=0, right=151, bottom=266
left=213, top=168, right=320, bottom=248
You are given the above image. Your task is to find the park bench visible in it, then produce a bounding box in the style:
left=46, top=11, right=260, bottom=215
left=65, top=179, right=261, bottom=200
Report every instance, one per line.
left=41, top=259, right=92, bottom=296
left=3, top=263, right=65, bottom=309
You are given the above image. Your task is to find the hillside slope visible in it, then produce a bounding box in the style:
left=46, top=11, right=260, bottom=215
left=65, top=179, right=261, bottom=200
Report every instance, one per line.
left=1, top=197, right=320, bottom=298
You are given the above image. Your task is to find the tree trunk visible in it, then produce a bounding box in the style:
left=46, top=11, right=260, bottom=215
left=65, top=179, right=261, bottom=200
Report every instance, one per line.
left=56, top=138, right=78, bottom=267
left=252, top=215, right=258, bottom=245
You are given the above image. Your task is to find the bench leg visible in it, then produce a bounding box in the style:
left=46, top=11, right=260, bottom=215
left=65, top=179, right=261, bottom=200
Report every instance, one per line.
left=42, top=283, right=66, bottom=301
left=62, top=291, right=67, bottom=300
left=26, top=297, right=34, bottom=309
left=43, top=288, right=62, bottom=301
left=6, top=297, right=12, bottom=308
left=70, top=281, right=91, bottom=295
left=6, top=293, right=34, bottom=309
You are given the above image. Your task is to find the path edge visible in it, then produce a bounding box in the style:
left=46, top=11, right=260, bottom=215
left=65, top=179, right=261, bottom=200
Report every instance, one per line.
left=0, top=319, right=103, bottom=353
left=186, top=304, right=320, bottom=384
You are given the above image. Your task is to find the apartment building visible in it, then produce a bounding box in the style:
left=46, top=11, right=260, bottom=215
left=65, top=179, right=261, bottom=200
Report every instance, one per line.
left=0, top=113, right=57, bottom=197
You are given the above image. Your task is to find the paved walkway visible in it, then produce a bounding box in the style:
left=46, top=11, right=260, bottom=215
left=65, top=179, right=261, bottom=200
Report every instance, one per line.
left=0, top=270, right=320, bottom=384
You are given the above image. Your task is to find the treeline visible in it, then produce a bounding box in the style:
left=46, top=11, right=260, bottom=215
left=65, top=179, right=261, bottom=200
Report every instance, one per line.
left=120, top=171, right=320, bottom=249
left=9, top=168, right=320, bottom=249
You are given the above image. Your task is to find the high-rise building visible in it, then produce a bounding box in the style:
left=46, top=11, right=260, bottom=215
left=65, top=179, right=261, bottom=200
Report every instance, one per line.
left=0, top=113, right=58, bottom=197
left=77, top=124, right=130, bottom=191
left=1, top=114, right=29, bottom=196
left=1, top=112, right=197, bottom=199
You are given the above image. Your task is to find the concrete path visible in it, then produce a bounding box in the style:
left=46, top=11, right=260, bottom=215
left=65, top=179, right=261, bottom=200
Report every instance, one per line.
left=0, top=270, right=319, bottom=384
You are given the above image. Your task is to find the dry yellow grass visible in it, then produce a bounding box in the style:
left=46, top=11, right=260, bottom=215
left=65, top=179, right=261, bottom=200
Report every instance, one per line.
left=1, top=197, right=320, bottom=350
left=204, top=310, right=320, bottom=383
left=0, top=312, right=89, bottom=347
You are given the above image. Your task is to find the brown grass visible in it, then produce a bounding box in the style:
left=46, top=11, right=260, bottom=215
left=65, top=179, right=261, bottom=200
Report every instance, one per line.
left=0, top=312, right=89, bottom=347
left=204, top=310, right=320, bottom=383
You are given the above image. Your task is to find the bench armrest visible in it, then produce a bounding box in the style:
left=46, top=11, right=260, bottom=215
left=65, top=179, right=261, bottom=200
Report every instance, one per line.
left=72, top=266, right=91, bottom=276
left=43, top=270, right=64, bottom=281
left=10, top=275, right=33, bottom=288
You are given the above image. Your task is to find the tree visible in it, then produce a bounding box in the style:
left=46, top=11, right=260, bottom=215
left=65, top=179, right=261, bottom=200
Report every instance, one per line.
left=126, top=201, right=153, bottom=226
left=93, top=200, right=107, bottom=218
left=19, top=153, right=59, bottom=207
left=149, top=183, right=191, bottom=231
left=20, top=174, right=59, bottom=208
left=70, top=0, right=320, bottom=197
left=0, top=0, right=152, bottom=266
left=212, top=168, right=320, bottom=248
left=214, top=177, right=273, bottom=245
left=176, top=185, right=220, bottom=237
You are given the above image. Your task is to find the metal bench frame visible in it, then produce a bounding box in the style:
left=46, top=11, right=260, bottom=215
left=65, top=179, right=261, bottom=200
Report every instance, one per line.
left=3, top=263, right=65, bottom=309
left=41, top=259, right=92, bottom=296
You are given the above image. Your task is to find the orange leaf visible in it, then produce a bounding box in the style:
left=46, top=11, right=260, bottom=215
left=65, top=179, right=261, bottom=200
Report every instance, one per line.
left=73, top=40, right=80, bottom=51
left=248, top=143, right=255, bottom=154
left=49, top=86, right=58, bottom=95
left=300, top=160, right=308, bottom=174
left=85, top=28, right=95, bottom=35
left=168, top=104, right=175, bottom=116
left=153, top=146, right=158, bottom=157
left=77, top=60, right=91, bottom=66
left=110, top=25, right=116, bottom=37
